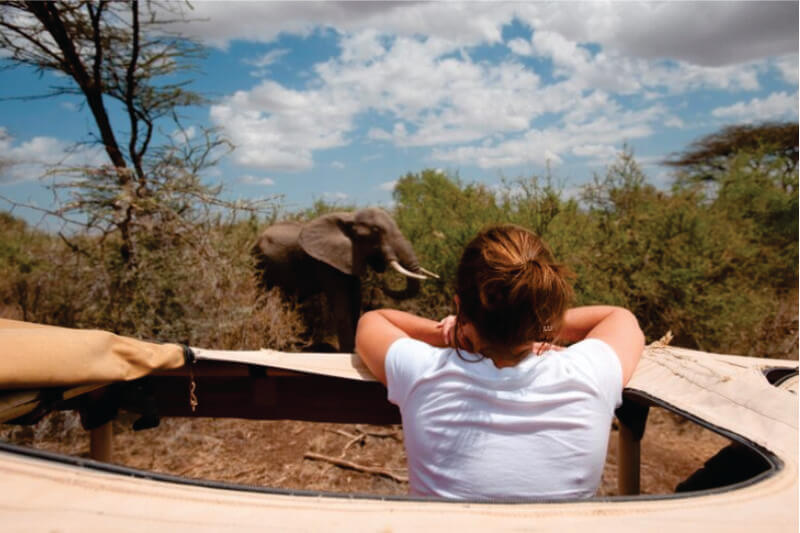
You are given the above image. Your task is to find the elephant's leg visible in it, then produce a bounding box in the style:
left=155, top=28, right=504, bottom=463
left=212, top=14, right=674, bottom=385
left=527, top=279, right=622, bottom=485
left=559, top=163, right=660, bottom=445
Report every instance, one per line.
left=347, top=277, right=362, bottom=349
left=323, top=270, right=360, bottom=353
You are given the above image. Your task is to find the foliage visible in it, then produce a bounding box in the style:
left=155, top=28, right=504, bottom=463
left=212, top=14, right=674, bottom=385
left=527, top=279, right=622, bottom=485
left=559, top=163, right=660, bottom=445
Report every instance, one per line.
left=0, top=107, right=795, bottom=358
left=283, top=197, right=358, bottom=223
left=0, top=1, right=276, bottom=339
left=390, top=143, right=797, bottom=358
left=709, top=149, right=798, bottom=287
left=391, top=169, right=578, bottom=318
left=391, top=170, right=505, bottom=316
left=0, top=214, right=305, bottom=350
left=569, top=150, right=775, bottom=352
left=664, top=122, right=798, bottom=185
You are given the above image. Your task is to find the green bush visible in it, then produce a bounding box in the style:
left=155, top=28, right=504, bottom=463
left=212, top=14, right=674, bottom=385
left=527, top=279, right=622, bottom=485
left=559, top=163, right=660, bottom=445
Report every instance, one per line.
left=390, top=147, right=797, bottom=358
left=0, top=213, right=305, bottom=350
left=1, top=139, right=796, bottom=359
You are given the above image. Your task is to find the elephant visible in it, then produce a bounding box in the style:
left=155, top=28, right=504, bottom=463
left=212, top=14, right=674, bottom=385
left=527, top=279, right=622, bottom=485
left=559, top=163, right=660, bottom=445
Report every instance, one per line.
left=252, top=207, right=437, bottom=353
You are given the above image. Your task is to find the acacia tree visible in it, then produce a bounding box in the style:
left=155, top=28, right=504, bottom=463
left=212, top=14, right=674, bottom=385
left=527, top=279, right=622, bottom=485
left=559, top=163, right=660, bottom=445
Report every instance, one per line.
left=0, top=1, right=269, bottom=263
left=0, top=1, right=274, bottom=335
left=664, top=122, right=798, bottom=189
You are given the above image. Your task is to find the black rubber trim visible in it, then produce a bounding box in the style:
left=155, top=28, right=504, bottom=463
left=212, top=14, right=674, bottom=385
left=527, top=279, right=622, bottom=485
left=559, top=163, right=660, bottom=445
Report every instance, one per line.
left=769, top=368, right=798, bottom=388
left=182, top=345, right=196, bottom=365
left=0, top=387, right=784, bottom=505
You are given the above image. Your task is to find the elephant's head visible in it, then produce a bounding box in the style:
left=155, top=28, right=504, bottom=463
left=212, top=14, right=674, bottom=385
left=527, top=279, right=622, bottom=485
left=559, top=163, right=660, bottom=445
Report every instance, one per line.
left=298, top=207, right=437, bottom=299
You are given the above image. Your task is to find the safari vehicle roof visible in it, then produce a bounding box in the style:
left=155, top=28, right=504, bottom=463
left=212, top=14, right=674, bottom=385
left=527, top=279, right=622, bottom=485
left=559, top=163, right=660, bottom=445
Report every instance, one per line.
left=0, top=317, right=797, bottom=532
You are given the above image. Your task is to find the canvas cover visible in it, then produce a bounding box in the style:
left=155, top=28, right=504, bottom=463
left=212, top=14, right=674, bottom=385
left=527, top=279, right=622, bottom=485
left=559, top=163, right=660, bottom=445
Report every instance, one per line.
left=0, top=318, right=185, bottom=389
left=0, top=320, right=797, bottom=531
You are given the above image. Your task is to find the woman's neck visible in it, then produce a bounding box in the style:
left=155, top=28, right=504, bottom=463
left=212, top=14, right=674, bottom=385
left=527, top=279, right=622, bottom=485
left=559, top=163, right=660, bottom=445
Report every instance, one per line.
left=483, top=342, right=533, bottom=368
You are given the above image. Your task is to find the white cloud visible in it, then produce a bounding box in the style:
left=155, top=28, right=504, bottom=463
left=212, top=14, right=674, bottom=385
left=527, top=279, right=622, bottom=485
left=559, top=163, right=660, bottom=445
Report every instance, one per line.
left=170, top=125, right=197, bottom=144
left=204, top=3, right=796, bottom=173
left=213, top=33, right=549, bottom=171
left=210, top=79, right=360, bottom=171
left=516, top=2, right=797, bottom=67
left=774, top=54, right=799, bottom=85
left=571, top=144, right=619, bottom=159
left=238, top=175, right=275, bottom=186
left=244, top=48, right=289, bottom=68
left=331, top=161, right=345, bottom=169
left=431, top=104, right=662, bottom=169
left=711, top=91, right=799, bottom=123
left=179, top=3, right=796, bottom=68
left=378, top=180, right=397, bottom=191
left=507, top=38, right=532, bottom=56
left=0, top=128, right=105, bottom=184
left=368, top=128, right=392, bottom=141
left=339, top=29, right=386, bottom=63
left=174, top=2, right=516, bottom=50
left=323, top=191, right=349, bottom=201
left=664, top=116, right=685, bottom=128
left=524, top=29, right=762, bottom=95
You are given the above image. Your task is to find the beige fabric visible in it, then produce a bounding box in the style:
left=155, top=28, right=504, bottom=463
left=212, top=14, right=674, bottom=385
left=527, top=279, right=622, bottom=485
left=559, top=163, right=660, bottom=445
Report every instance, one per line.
left=0, top=327, right=797, bottom=531
left=0, top=319, right=185, bottom=389
left=629, top=346, right=798, bottom=460
left=192, top=347, right=376, bottom=380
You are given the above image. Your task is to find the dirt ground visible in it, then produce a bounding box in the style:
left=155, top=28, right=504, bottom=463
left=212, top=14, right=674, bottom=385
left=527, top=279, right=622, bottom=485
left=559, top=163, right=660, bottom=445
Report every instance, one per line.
left=1, top=405, right=729, bottom=497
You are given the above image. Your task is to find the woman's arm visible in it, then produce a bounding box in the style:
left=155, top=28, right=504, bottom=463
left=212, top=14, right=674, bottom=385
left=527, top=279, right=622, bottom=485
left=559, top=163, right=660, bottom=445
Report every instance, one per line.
left=355, top=309, right=445, bottom=385
left=558, top=306, right=645, bottom=385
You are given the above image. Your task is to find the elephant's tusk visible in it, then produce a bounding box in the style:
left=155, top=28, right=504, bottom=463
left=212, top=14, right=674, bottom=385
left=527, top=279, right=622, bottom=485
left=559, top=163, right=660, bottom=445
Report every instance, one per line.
left=418, top=267, right=440, bottom=279
left=390, top=260, right=429, bottom=280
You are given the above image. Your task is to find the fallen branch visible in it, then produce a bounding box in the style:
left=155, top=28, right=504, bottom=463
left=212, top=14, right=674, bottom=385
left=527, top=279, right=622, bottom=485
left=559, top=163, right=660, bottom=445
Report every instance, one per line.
left=342, top=432, right=366, bottom=453
left=354, top=425, right=402, bottom=440
left=304, top=451, right=408, bottom=483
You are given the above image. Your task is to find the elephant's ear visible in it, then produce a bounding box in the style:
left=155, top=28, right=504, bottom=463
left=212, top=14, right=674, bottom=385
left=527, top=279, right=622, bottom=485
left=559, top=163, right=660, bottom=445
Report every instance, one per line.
left=298, top=212, right=356, bottom=275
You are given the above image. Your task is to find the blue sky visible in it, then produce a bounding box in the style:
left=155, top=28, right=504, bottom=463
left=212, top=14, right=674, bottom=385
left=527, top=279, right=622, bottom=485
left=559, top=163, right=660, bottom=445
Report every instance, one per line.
left=1, top=1, right=797, bottom=224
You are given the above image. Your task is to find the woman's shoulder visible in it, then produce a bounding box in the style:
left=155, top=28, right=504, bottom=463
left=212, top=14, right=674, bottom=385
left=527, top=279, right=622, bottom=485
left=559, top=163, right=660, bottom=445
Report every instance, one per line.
left=386, top=337, right=452, bottom=375
left=545, top=338, right=621, bottom=374
left=385, top=338, right=455, bottom=407
left=546, top=338, right=623, bottom=407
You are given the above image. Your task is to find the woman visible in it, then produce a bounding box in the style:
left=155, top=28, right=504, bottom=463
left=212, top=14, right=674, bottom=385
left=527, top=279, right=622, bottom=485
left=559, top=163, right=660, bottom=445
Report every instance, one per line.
left=355, top=224, right=644, bottom=500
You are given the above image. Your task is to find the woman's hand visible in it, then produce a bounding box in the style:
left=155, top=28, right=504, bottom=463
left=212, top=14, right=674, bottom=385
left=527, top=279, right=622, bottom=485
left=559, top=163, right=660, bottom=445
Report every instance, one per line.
left=530, top=341, right=564, bottom=355
left=437, top=315, right=457, bottom=346
left=437, top=315, right=478, bottom=352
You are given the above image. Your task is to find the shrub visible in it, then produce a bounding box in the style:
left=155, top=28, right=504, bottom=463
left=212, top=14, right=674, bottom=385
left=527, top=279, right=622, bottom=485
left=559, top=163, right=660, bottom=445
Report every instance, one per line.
left=390, top=146, right=796, bottom=358
left=0, top=214, right=305, bottom=350
left=1, top=139, right=795, bottom=359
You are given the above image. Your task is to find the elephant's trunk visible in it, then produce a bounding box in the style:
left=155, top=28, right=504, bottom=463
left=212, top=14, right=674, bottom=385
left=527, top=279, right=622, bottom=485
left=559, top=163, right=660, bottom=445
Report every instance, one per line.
left=382, top=273, right=421, bottom=300
left=380, top=234, right=429, bottom=300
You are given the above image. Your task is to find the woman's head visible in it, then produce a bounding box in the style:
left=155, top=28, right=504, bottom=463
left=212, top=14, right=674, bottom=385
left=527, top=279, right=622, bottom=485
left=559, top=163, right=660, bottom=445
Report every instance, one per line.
left=455, top=225, right=573, bottom=362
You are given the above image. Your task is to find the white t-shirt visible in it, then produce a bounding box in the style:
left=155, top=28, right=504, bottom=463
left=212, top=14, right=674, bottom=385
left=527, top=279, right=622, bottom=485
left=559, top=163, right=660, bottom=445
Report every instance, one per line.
left=385, top=337, right=623, bottom=501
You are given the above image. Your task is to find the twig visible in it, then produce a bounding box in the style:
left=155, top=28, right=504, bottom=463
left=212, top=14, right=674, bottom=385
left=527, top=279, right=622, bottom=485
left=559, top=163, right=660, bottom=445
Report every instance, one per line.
left=354, top=425, right=402, bottom=440
left=304, top=452, right=408, bottom=483
left=328, top=428, right=358, bottom=439
left=342, top=433, right=366, bottom=454
left=57, top=232, right=91, bottom=257
left=650, top=330, right=674, bottom=348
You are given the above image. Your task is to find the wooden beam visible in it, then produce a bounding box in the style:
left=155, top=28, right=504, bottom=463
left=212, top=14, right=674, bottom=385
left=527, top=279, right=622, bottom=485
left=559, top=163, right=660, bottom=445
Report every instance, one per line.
left=618, top=422, right=642, bottom=495
left=141, top=364, right=400, bottom=425
left=89, top=421, right=113, bottom=462
left=615, top=399, right=650, bottom=496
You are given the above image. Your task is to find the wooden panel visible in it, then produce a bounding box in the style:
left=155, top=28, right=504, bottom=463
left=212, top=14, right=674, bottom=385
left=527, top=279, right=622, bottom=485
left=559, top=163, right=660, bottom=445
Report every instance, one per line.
left=138, top=362, right=400, bottom=425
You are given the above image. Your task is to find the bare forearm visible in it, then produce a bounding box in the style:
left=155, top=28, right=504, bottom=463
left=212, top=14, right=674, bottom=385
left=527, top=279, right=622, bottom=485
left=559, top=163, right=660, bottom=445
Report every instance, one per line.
left=370, top=309, right=447, bottom=347
left=557, top=306, right=624, bottom=343
left=558, top=305, right=645, bottom=384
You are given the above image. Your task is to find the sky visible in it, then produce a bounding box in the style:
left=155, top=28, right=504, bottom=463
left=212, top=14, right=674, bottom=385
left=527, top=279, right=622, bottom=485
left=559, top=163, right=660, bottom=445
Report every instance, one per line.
left=0, top=1, right=798, bottom=226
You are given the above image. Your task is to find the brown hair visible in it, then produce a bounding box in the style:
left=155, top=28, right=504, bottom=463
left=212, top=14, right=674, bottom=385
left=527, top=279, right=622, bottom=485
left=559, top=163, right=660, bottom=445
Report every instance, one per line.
left=455, top=224, right=573, bottom=363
